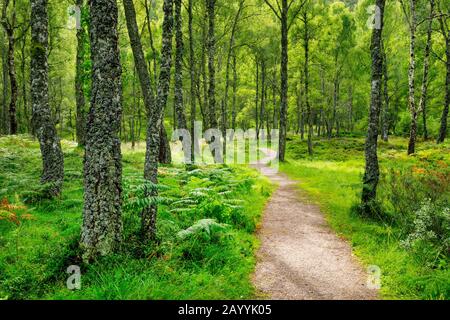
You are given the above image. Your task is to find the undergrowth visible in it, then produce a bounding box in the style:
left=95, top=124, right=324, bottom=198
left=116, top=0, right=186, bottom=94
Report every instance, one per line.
left=0, top=135, right=273, bottom=300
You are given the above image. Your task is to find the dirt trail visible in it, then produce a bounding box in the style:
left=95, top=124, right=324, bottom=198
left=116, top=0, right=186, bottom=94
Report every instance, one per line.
left=252, top=154, right=378, bottom=300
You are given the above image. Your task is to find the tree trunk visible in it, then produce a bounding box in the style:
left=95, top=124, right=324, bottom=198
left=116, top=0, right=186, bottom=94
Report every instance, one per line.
left=231, top=53, right=237, bottom=130
left=173, top=0, right=190, bottom=162
left=20, top=32, right=29, bottom=133
left=159, top=124, right=172, bottom=164
left=174, top=0, right=187, bottom=130
left=131, top=68, right=137, bottom=149
left=188, top=0, right=196, bottom=163
left=260, top=59, right=266, bottom=135
left=303, top=10, right=313, bottom=155
left=297, top=83, right=304, bottom=139
left=330, top=74, right=339, bottom=139
left=278, top=0, right=288, bottom=162
left=407, top=0, right=418, bottom=155
left=31, top=0, right=65, bottom=199
left=223, top=0, right=244, bottom=150
left=2, top=0, right=18, bottom=135
left=348, top=85, right=353, bottom=132
left=142, top=0, right=174, bottom=241
left=144, top=0, right=158, bottom=89
left=81, top=0, right=123, bottom=261
left=1, top=37, right=8, bottom=134
left=200, top=17, right=209, bottom=129
left=75, top=0, right=87, bottom=147
left=361, top=0, right=385, bottom=214
left=272, top=68, right=277, bottom=129
left=419, top=0, right=434, bottom=141
left=207, top=0, right=217, bottom=129
left=123, top=0, right=155, bottom=120
left=437, top=9, right=449, bottom=144
left=142, top=0, right=172, bottom=160
left=255, top=59, right=259, bottom=139
left=381, top=43, right=389, bottom=142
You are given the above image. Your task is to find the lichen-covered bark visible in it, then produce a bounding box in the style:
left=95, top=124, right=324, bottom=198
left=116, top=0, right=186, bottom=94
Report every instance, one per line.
left=142, top=0, right=174, bottom=241
left=1, top=0, right=18, bottom=135
left=30, top=0, right=64, bottom=197
left=81, top=0, right=123, bottom=261
left=361, top=0, right=385, bottom=212
left=75, top=0, right=87, bottom=147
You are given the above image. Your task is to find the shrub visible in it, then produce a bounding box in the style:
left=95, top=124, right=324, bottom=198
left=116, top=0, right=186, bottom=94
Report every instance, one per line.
left=401, top=200, right=450, bottom=267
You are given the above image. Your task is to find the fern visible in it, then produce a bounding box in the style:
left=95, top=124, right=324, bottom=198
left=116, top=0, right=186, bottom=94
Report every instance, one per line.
left=124, top=196, right=173, bottom=212
left=177, top=219, right=228, bottom=240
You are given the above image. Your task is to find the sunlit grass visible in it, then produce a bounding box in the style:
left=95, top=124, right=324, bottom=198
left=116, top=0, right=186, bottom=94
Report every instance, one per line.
left=281, top=136, right=450, bottom=300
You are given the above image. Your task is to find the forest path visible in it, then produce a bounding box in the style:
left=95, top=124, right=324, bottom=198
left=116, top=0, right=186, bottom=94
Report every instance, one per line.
left=252, top=151, right=378, bottom=300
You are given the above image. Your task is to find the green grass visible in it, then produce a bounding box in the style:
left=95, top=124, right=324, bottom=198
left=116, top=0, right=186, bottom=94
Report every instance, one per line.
left=0, top=135, right=274, bottom=300
left=281, top=135, right=450, bottom=300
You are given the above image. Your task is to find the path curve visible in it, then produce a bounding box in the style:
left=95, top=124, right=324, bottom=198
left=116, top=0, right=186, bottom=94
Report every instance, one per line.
left=252, top=151, right=378, bottom=300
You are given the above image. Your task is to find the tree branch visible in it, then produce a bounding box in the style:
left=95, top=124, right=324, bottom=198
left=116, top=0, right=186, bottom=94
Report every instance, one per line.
left=263, top=0, right=281, bottom=20
left=287, top=0, right=307, bottom=31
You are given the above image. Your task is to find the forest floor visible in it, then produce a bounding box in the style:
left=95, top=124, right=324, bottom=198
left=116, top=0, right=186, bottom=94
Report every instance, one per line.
left=253, top=152, right=378, bottom=300
left=0, top=136, right=274, bottom=300
left=0, top=135, right=448, bottom=300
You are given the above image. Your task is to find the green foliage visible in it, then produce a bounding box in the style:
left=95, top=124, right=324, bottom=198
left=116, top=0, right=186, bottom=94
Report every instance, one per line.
left=0, top=136, right=273, bottom=300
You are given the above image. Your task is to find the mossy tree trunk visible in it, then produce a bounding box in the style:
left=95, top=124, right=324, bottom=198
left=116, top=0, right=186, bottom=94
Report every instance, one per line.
left=30, top=0, right=64, bottom=197
left=142, top=0, right=174, bottom=241
left=1, top=0, right=18, bottom=135
left=1, top=36, right=8, bottom=134
left=81, top=0, right=123, bottom=261
left=361, top=0, right=385, bottom=214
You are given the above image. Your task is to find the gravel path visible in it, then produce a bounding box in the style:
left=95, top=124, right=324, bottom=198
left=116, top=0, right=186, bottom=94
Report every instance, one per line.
left=252, top=157, right=378, bottom=300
